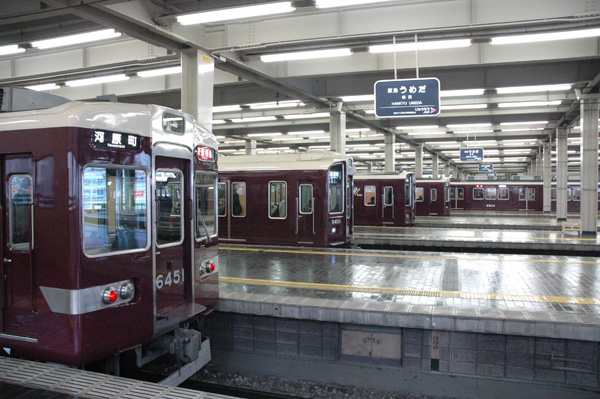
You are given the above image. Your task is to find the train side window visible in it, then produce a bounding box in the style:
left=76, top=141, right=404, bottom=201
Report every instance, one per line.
left=218, top=183, right=227, bottom=216
left=573, top=187, right=581, bottom=201
left=473, top=188, right=484, bottom=200
left=232, top=182, right=246, bottom=217
left=449, top=187, right=456, bottom=200
left=384, top=186, right=393, bottom=206
left=328, top=163, right=344, bottom=214
left=484, top=187, right=496, bottom=200
left=300, top=184, right=313, bottom=214
left=527, top=188, right=535, bottom=201
left=551, top=188, right=557, bottom=201
left=518, top=188, right=526, bottom=201
left=567, top=188, right=572, bottom=201
left=9, top=175, right=33, bottom=250
left=498, top=187, right=509, bottom=200
left=364, top=185, right=376, bottom=206
left=430, top=188, right=437, bottom=202
left=415, top=187, right=424, bottom=202
left=269, top=181, right=287, bottom=219
left=457, top=188, right=464, bottom=200
left=405, top=175, right=412, bottom=206
left=195, top=172, right=217, bottom=241
left=156, top=169, right=183, bottom=246
left=83, top=167, right=149, bottom=256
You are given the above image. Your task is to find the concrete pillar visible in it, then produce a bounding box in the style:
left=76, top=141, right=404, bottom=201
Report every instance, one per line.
left=580, top=99, right=599, bottom=235
left=181, top=49, right=214, bottom=128
left=367, top=162, right=372, bottom=173
left=432, top=153, right=439, bottom=179
left=245, top=140, right=257, bottom=155
left=415, top=145, right=423, bottom=178
left=556, top=127, right=568, bottom=221
left=385, top=133, right=395, bottom=173
left=330, top=110, right=346, bottom=154
left=452, top=166, right=458, bottom=179
left=444, top=162, right=450, bottom=178
left=543, top=142, right=552, bottom=213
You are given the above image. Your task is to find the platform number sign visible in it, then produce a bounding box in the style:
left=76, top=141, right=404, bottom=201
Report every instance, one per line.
left=460, top=147, right=484, bottom=162
left=374, top=78, right=440, bottom=118
left=479, top=163, right=493, bottom=172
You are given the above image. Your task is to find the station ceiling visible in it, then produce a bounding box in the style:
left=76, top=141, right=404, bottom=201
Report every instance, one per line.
left=1, top=0, right=600, bottom=176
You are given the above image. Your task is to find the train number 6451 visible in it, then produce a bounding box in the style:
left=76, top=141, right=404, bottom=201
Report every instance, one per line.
left=156, top=269, right=184, bottom=289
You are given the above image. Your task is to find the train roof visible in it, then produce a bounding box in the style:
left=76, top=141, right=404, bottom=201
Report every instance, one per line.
left=219, top=151, right=351, bottom=172
left=0, top=100, right=217, bottom=149
left=354, top=172, right=412, bottom=180
left=450, top=181, right=543, bottom=186
left=416, top=177, right=450, bottom=184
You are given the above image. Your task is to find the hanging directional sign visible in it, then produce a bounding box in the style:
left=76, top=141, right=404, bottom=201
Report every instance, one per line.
left=479, top=163, right=493, bottom=172
left=374, top=78, right=440, bottom=118
left=460, top=147, right=484, bottom=162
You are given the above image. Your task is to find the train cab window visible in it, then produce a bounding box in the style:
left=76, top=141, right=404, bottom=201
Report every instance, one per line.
left=232, top=182, right=246, bottom=217
left=218, top=183, right=227, bottom=216
left=328, top=163, right=344, bottom=214
left=9, top=175, right=33, bottom=250
left=384, top=186, right=393, bottom=206
left=300, top=184, right=313, bottom=214
left=485, top=187, right=497, bottom=200
left=457, top=188, right=464, bottom=200
left=415, top=187, right=424, bottom=202
left=195, top=173, right=217, bottom=241
left=156, top=170, right=183, bottom=246
left=83, top=167, right=148, bottom=256
left=430, top=188, right=437, bottom=202
left=162, top=112, right=185, bottom=134
left=573, top=187, right=581, bottom=201
left=498, top=187, right=509, bottom=200
left=449, top=187, right=456, bottom=200
left=473, top=188, right=484, bottom=200
left=551, top=188, right=557, bottom=201
left=364, top=185, right=376, bottom=206
left=269, top=181, right=287, bottom=219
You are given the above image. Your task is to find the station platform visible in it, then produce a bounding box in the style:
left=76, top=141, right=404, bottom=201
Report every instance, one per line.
left=0, top=356, right=235, bottom=399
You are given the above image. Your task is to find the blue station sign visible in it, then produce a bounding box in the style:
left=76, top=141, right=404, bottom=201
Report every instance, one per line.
left=479, top=163, right=494, bottom=172
left=374, top=78, right=440, bottom=118
left=460, top=147, right=484, bottom=162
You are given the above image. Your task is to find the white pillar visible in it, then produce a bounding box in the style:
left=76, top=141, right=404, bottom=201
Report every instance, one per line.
left=543, top=142, right=552, bottom=213
left=580, top=99, right=599, bottom=235
left=181, top=49, right=214, bottom=128
left=432, top=153, right=439, bottom=179
left=330, top=111, right=346, bottom=154
left=556, top=127, right=568, bottom=221
left=444, top=162, right=450, bottom=178
left=245, top=140, right=257, bottom=155
left=415, top=145, right=423, bottom=178
left=452, top=166, right=458, bottom=179
left=385, top=133, right=395, bottom=173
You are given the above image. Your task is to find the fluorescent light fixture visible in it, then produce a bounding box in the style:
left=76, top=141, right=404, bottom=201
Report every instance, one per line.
left=65, top=74, right=129, bottom=87
left=287, top=130, right=326, bottom=135
left=440, top=89, right=485, bottom=97
left=177, top=2, right=294, bottom=25
left=138, top=66, right=182, bottom=77
left=271, top=137, right=303, bottom=141
left=246, top=132, right=282, bottom=137
left=364, top=110, right=376, bottom=114
left=0, top=45, right=25, bottom=56
left=32, top=29, right=121, bottom=49
left=499, top=121, right=548, bottom=126
left=316, top=0, right=394, bottom=7
left=441, top=104, right=488, bottom=110
left=500, top=128, right=544, bottom=132
left=212, top=120, right=227, bottom=124
left=283, top=112, right=330, bottom=120
left=213, top=105, right=242, bottom=113
left=261, top=48, right=352, bottom=62
left=25, top=83, right=60, bottom=91
left=446, top=123, right=492, bottom=128
left=398, top=125, right=439, bottom=130
left=340, top=95, right=374, bottom=102
left=496, top=84, right=571, bottom=94
left=491, top=28, right=600, bottom=45
left=407, top=131, right=447, bottom=136
left=346, top=128, right=373, bottom=133
left=215, top=136, right=226, bottom=139
left=369, top=39, right=471, bottom=53
left=248, top=100, right=303, bottom=109
left=231, top=116, right=278, bottom=123
left=498, top=100, right=562, bottom=108
left=452, top=130, right=494, bottom=134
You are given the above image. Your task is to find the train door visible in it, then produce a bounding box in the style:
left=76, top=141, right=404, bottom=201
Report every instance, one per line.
left=518, top=187, right=535, bottom=210
left=2, top=155, right=38, bottom=339
left=297, top=182, right=314, bottom=244
left=382, top=185, right=394, bottom=224
left=154, top=157, right=189, bottom=315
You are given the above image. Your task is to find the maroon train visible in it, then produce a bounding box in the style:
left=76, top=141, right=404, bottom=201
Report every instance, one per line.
left=353, top=172, right=416, bottom=226
left=218, top=152, right=355, bottom=247
left=416, top=178, right=451, bottom=216
left=0, top=90, right=218, bottom=373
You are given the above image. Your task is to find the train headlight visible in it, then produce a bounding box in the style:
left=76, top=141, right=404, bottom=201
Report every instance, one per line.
left=103, top=287, right=118, bottom=304
left=120, top=282, right=135, bottom=300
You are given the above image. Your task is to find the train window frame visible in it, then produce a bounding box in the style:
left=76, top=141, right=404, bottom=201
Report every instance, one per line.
left=364, top=185, right=377, bottom=206
left=498, top=187, right=509, bottom=200
left=155, top=168, right=184, bottom=249
left=300, top=184, right=314, bottom=215
left=551, top=187, right=557, bottom=201
left=415, top=187, right=424, bottom=202
left=9, top=174, right=34, bottom=251
left=473, top=187, right=484, bottom=200
left=527, top=188, right=536, bottom=201
left=573, top=186, right=581, bottom=201
left=384, top=186, right=394, bottom=206
left=484, top=187, right=497, bottom=200
left=231, top=181, right=247, bottom=217
left=449, top=187, right=456, bottom=200
left=457, top=188, right=464, bottom=200
left=162, top=112, right=185, bottom=134
left=430, top=188, right=437, bottom=202
left=82, top=165, right=150, bottom=258
left=195, top=172, right=218, bottom=242
left=328, top=163, right=345, bottom=215
left=218, top=182, right=227, bottom=217
left=269, top=181, right=287, bottom=219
